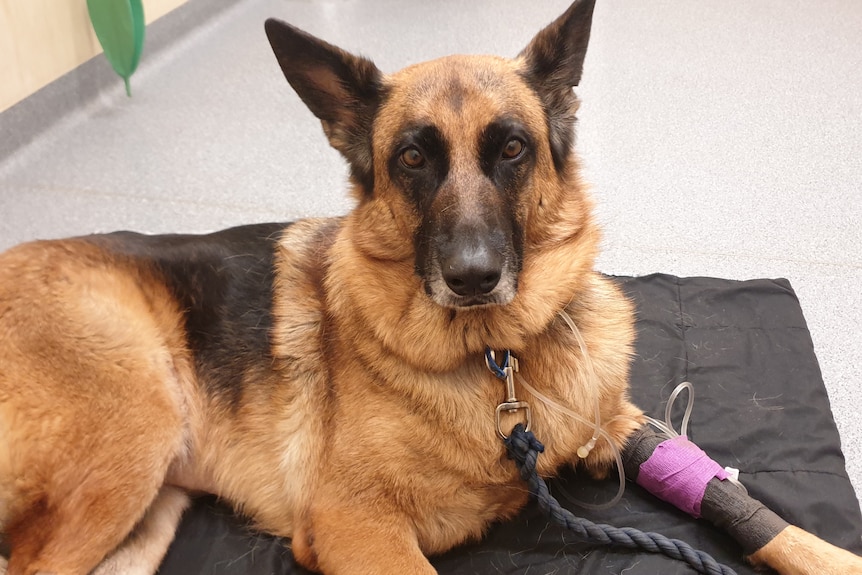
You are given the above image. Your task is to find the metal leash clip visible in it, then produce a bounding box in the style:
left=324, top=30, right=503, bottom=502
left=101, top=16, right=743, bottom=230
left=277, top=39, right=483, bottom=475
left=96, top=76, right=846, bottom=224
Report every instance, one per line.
left=485, top=348, right=531, bottom=439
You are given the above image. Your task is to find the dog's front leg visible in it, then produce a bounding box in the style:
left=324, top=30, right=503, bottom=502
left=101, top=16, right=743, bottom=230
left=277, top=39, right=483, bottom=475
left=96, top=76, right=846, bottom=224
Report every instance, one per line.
left=292, top=502, right=437, bottom=575
left=624, top=425, right=862, bottom=574
left=749, top=526, right=862, bottom=575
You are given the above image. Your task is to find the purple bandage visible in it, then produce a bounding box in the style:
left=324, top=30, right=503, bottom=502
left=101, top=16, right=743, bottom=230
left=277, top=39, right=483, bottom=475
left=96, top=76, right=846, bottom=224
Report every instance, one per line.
left=636, top=435, right=729, bottom=518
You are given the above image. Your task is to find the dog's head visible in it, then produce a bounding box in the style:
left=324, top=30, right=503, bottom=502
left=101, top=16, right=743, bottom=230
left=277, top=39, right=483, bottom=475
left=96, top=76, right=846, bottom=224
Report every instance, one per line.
left=266, top=1, right=595, bottom=311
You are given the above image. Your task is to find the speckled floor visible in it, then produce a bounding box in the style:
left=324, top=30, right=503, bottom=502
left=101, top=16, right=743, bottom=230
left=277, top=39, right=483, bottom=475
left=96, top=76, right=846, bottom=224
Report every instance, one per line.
left=1, top=0, right=860, bottom=506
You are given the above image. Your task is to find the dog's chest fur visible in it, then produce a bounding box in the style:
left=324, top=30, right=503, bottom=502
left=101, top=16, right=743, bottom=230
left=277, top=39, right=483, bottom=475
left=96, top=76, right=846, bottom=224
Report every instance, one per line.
left=136, top=219, right=523, bottom=544
left=174, top=221, right=630, bottom=552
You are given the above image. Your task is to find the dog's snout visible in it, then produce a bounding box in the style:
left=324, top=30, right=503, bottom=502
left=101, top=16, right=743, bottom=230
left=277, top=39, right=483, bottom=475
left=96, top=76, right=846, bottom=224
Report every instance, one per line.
left=441, top=241, right=503, bottom=297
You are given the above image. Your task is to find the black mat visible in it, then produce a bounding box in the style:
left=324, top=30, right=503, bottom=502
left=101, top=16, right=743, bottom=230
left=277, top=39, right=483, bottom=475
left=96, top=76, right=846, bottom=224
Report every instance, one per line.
left=159, top=274, right=862, bottom=574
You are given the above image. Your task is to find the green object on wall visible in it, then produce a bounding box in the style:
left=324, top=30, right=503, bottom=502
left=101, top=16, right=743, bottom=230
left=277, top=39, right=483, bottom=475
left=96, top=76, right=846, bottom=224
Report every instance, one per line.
left=87, top=0, right=146, bottom=97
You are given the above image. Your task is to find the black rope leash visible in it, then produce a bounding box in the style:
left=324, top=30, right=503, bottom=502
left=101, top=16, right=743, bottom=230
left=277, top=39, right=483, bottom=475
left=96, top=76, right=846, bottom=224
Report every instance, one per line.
left=504, top=424, right=738, bottom=575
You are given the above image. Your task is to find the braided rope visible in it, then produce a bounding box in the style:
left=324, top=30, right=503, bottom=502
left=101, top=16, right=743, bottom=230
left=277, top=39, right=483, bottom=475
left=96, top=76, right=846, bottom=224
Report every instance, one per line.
left=504, top=424, right=737, bottom=575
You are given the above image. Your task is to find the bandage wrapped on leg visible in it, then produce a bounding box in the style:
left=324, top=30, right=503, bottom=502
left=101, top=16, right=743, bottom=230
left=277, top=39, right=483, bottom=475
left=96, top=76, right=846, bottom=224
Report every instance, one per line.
left=622, top=425, right=789, bottom=555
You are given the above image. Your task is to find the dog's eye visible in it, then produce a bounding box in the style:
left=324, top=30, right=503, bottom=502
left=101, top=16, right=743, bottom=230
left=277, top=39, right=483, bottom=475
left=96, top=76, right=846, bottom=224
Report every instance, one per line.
left=400, top=147, right=425, bottom=169
left=501, top=138, right=525, bottom=160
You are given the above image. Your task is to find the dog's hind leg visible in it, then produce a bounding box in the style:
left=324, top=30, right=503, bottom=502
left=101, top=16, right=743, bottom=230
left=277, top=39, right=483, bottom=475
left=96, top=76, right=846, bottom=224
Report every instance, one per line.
left=1, top=364, right=187, bottom=575
left=2, top=416, right=186, bottom=575
left=2, top=414, right=185, bottom=575
left=90, top=486, right=190, bottom=575
left=0, top=241, right=193, bottom=575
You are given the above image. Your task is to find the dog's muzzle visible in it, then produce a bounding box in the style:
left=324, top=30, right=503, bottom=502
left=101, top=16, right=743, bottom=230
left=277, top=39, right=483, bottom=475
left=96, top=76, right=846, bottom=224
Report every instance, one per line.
left=425, top=226, right=517, bottom=308
left=440, top=237, right=503, bottom=298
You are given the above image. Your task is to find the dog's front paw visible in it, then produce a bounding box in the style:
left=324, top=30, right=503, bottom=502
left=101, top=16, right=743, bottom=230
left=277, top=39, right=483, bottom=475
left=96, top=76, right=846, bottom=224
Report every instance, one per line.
left=90, top=550, right=154, bottom=575
left=583, top=459, right=613, bottom=481
left=581, top=401, right=645, bottom=480
left=749, top=525, right=862, bottom=575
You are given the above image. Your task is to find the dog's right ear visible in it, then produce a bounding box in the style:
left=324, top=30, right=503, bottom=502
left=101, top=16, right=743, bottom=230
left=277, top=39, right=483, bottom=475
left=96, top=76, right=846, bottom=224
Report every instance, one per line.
left=265, top=19, right=384, bottom=193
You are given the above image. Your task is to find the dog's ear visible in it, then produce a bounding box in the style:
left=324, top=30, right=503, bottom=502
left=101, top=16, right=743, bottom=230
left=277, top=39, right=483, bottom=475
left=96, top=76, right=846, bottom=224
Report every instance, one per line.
left=519, top=0, right=596, bottom=171
left=265, top=19, right=384, bottom=194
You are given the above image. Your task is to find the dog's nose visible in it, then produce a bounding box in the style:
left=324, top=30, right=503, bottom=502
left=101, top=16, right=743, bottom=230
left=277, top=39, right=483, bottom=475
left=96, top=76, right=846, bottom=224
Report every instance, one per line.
left=441, top=243, right=502, bottom=297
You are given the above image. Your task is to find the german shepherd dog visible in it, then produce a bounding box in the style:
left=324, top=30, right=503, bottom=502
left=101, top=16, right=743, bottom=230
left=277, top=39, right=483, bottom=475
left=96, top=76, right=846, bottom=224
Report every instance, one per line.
left=0, top=2, right=860, bottom=574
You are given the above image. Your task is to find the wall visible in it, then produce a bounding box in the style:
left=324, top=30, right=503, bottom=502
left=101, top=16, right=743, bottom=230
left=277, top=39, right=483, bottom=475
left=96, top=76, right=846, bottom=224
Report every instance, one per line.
left=0, top=0, right=187, bottom=113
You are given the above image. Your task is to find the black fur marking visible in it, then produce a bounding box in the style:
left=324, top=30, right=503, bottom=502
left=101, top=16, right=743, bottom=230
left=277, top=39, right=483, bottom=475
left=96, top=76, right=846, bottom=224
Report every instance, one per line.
left=387, top=124, right=451, bottom=210
left=391, top=125, right=452, bottom=284
left=478, top=117, right=537, bottom=201
left=477, top=118, right=530, bottom=282
left=446, top=76, right=466, bottom=114
left=521, top=83, right=578, bottom=173
left=91, top=223, right=289, bottom=405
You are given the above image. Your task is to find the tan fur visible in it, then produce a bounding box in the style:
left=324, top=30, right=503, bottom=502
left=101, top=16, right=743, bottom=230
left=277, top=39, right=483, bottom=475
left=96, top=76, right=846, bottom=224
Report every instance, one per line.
left=0, top=3, right=860, bottom=574
left=0, top=240, right=193, bottom=574
left=91, top=487, right=190, bottom=575
left=750, top=526, right=862, bottom=575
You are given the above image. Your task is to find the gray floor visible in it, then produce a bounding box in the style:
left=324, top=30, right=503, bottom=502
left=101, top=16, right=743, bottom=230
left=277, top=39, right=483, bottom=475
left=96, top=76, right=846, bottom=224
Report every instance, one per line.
left=1, top=0, right=860, bottom=507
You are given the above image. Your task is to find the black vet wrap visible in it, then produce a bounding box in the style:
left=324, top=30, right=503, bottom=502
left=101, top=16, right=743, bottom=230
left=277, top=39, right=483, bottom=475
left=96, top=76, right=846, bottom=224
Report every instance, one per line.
left=700, top=478, right=789, bottom=555
left=622, top=425, right=789, bottom=555
left=622, top=425, right=661, bottom=482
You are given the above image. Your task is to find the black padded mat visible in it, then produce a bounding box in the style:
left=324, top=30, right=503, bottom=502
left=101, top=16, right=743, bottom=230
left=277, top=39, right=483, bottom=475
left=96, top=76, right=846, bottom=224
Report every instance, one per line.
left=159, top=274, right=862, bottom=574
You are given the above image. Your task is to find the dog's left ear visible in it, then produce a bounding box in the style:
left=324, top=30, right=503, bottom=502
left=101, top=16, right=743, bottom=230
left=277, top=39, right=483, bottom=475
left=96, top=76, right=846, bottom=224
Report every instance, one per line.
left=265, top=19, right=384, bottom=193
left=519, top=0, right=596, bottom=170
